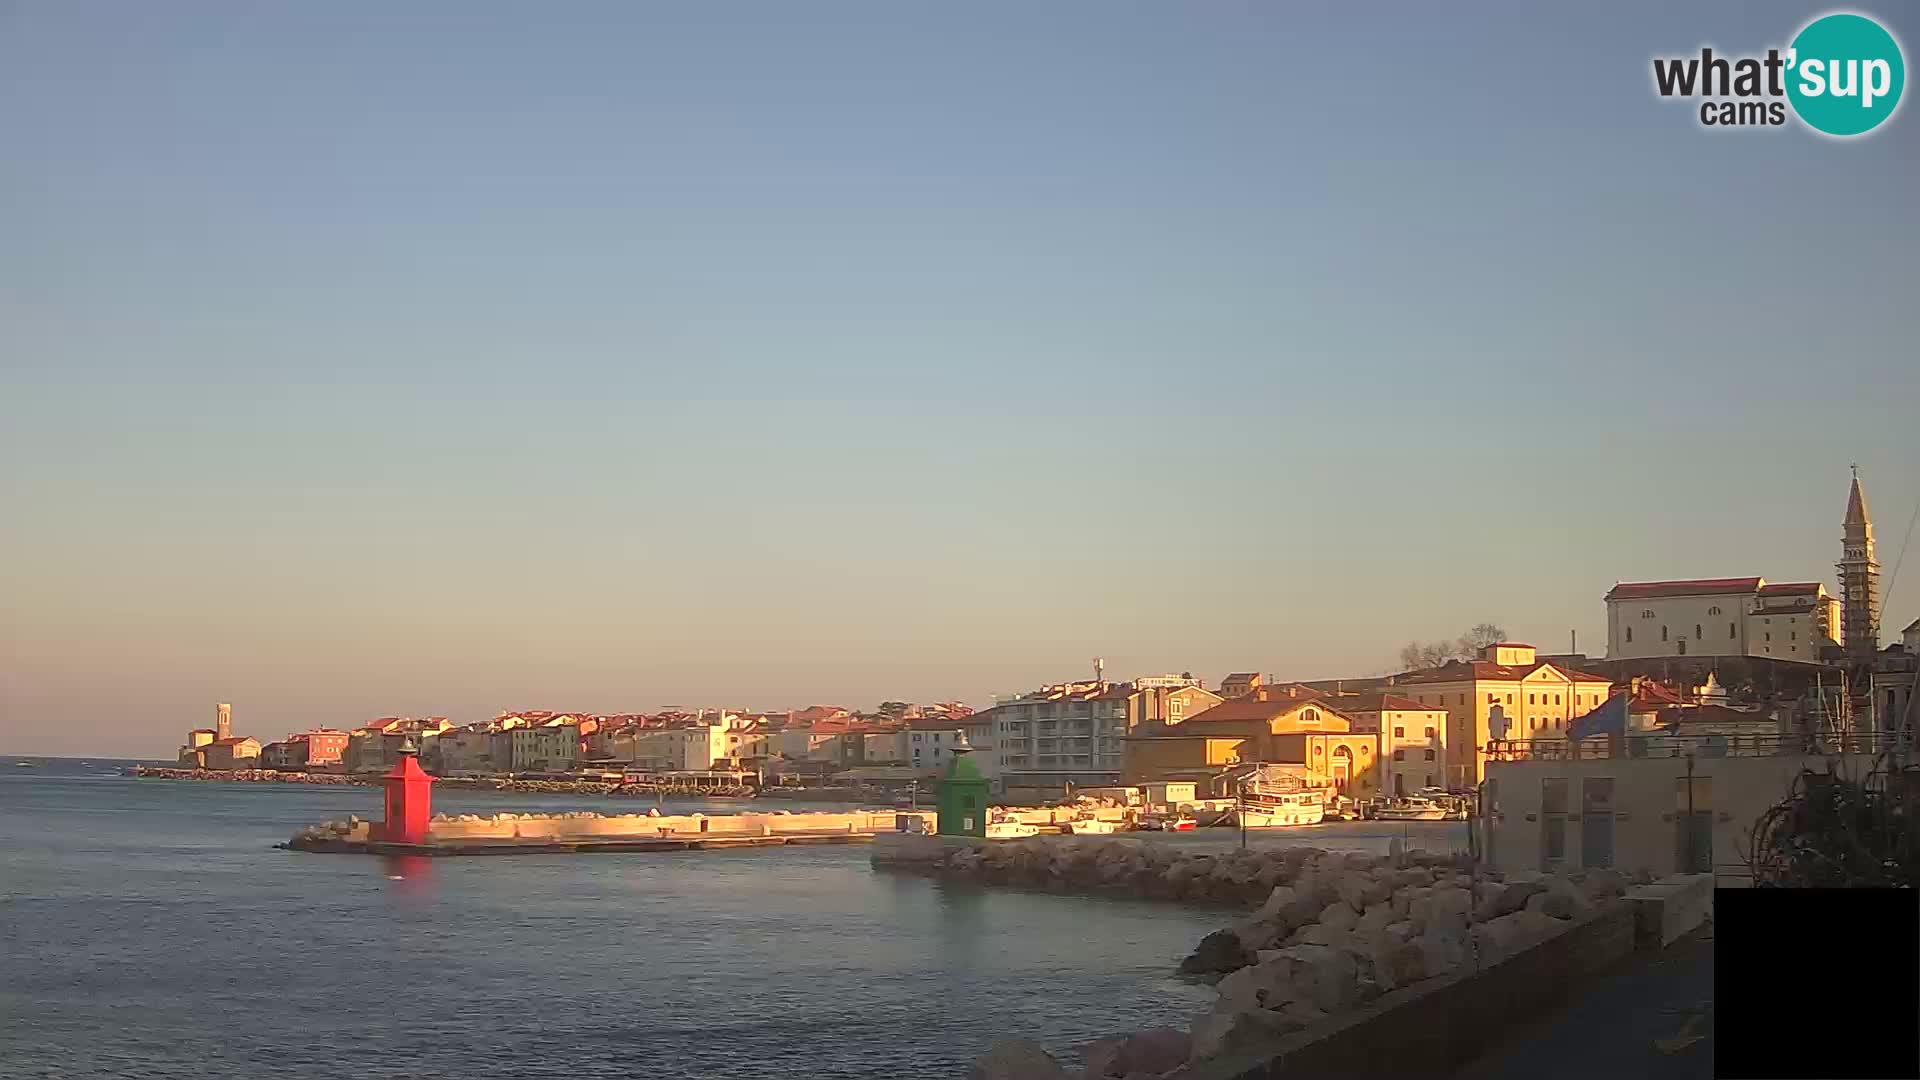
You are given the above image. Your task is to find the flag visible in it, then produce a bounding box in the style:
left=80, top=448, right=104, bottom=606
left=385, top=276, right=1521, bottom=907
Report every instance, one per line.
left=1568, top=694, right=1628, bottom=741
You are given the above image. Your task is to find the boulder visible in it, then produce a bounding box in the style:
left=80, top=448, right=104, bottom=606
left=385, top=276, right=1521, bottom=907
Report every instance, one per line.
left=1214, top=956, right=1301, bottom=1014
left=1291, top=945, right=1360, bottom=1013
left=1469, top=910, right=1566, bottom=965
left=1096, top=1027, right=1189, bottom=1077
left=1473, top=880, right=1547, bottom=921
left=1419, top=925, right=1466, bottom=978
left=1318, top=901, right=1359, bottom=933
left=1354, top=902, right=1396, bottom=940
left=1231, top=915, right=1285, bottom=954
left=1188, top=1008, right=1305, bottom=1063
left=1373, top=939, right=1427, bottom=989
left=1179, top=929, right=1252, bottom=977
left=970, top=1039, right=1068, bottom=1080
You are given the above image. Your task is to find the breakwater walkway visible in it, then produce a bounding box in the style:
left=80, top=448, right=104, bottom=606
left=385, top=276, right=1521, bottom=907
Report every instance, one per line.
left=283, top=808, right=932, bottom=856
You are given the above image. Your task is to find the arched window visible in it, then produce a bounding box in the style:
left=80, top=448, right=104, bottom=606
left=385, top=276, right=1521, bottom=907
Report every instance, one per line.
left=1708, top=606, right=1721, bottom=616
left=1626, top=627, right=1633, bottom=643
left=1661, top=625, right=1669, bottom=641
left=1695, top=624, right=1702, bottom=639
left=1301, top=709, right=1318, bottom=725
left=1641, top=609, right=1655, bottom=619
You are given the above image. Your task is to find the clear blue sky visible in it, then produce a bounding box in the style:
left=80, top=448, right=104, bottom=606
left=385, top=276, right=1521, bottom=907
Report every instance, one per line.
left=3, top=2, right=1916, bottom=755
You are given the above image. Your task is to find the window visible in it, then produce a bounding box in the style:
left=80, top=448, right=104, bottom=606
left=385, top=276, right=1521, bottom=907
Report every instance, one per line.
left=1313, top=745, right=1322, bottom=755
left=1678, top=640, right=1687, bottom=655
left=1541, top=778, right=1569, bottom=866
left=1529, top=694, right=1536, bottom=705
left=1708, top=606, right=1721, bottom=616
left=1394, top=749, right=1405, bottom=761
left=1553, top=718, right=1562, bottom=730
left=1458, top=694, right=1466, bottom=705
left=1791, top=631, right=1797, bottom=641
left=1554, top=694, right=1561, bottom=705
left=1695, top=624, right=1702, bottom=639
left=1425, top=773, right=1435, bottom=788
left=1641, top=609, right=1654, bottom=619
left=1424, top=726, right=1435, bottom=738
left=1765, top=632, right=1771, bottom=642
left=1506, top=694, right=1514, bottom=704
left=1393, top=726, right=1405, bottom=738
left=1661, top=625, right=1669, bottom=641
left=1423, top=749, right=1435, bottom=760
left=1582, top=777, right=1615, bottom=868
left=1626, top=627, right=1633, bottom=643
left=1729, top=622, right=1736, bottom=638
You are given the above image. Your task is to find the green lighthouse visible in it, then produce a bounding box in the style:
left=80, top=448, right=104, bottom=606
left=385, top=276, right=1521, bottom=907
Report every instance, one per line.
left=935, top=747, right=989, bottom=838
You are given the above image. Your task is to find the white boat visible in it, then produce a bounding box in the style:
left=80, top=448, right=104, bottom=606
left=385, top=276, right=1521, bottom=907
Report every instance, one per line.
left=1232, top=790, right=1325, bottom=827
left=1374, top=796, right=1449, bottom=822
left=986, top=820, right=1041, bottom=839
left=1063, top=817, right=1117, bottom=835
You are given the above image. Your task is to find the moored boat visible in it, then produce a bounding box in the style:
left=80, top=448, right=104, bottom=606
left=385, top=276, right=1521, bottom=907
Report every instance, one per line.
left=1374, top=795, right=1449, bottom=821
left=1062, top=816, right=1117, bottom=835
left=1231, top=789, right=1326, bottom=827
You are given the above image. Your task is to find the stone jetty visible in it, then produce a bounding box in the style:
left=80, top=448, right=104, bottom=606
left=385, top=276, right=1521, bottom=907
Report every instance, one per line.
left=285, top=807, right=930, bottom=855
left=951, top=839, right=1652, bottom=1079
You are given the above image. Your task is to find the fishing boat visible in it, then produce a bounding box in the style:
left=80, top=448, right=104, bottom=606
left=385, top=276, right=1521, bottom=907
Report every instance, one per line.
left=1374, top=795, right=1449, bottom=821
left=1140, top=814, right=1197, bottom=832
left=1231, top=789, right=1326, bottom=827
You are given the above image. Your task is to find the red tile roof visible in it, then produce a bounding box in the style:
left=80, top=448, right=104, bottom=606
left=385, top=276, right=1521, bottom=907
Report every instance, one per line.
left=1757, top=582, right=1824, bottom=596
left=1605, top=577, right=1762, bottom=601
left=1323, top=692, right=1444, bottom=714
left=1185, top=697, right=1354, bottom=726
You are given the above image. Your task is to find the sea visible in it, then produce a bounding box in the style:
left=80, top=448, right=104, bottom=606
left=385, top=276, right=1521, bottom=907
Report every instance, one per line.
left=0, top=757, right=1466, bottom=1080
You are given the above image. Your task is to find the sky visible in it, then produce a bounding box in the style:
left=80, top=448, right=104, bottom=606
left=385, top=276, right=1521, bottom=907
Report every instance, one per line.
left=3, top=2, right=1917, bottom=756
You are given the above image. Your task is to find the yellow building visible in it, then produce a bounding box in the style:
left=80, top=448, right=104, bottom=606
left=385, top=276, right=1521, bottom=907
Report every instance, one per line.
left=1122, top=690, right=1382, bottom=796
left=1320, top=692, right=1451, bottom=797
left=1392, top=643, right=1612, bottom=790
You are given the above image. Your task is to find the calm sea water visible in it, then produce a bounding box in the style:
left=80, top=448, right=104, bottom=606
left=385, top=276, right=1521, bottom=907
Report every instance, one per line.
left=0, top=758, right=1464, bottom=1080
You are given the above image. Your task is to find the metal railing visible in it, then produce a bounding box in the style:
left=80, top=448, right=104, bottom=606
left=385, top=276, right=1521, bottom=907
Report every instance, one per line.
left=1485, top=731, right=1913, bottom=762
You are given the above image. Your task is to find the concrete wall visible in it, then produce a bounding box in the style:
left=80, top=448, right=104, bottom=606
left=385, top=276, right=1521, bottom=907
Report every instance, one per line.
left=1484, top=751, right=1845, bottom=884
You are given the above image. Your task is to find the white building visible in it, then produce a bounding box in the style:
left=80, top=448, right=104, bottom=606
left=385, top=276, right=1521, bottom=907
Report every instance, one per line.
left=1483, top=734, right=1894, bottom=885
left=1604, top=577, right=1840, bottom=663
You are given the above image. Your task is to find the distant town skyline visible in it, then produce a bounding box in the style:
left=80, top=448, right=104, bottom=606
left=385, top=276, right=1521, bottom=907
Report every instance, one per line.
left=4, top=1, right=1916, bottom=756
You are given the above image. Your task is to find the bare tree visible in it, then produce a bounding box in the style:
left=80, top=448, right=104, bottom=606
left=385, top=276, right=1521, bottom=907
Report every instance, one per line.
left=1458, top=622, right=1508, bottom=656
left=1396, top=622, right=1508, bottom=672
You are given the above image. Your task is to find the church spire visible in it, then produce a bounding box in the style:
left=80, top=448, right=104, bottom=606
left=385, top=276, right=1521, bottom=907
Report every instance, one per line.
left=1838, top=466, right=1881, bottom=661
left=1845, top=463, right=1870, bottom=527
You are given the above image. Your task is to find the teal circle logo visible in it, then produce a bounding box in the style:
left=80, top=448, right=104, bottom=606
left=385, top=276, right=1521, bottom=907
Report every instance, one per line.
left=1786, top=13, right=1905, bottom=136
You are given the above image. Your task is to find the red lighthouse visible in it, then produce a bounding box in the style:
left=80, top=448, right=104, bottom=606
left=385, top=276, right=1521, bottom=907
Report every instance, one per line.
left=375, top=739, right=435, bottom=846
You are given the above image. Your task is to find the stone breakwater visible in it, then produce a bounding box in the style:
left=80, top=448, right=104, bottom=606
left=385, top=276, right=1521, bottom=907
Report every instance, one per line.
left=951, top=840, right=1652, bottom=1080
left=132, top=766, right=755, bottom=798
left=288, top=807, right=925, bottom=849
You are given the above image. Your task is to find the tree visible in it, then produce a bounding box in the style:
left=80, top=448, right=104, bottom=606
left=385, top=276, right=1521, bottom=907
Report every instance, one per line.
left=1396, top=621, right=1509, bottom=672
left=1458, top=623, right=1509, bottom=656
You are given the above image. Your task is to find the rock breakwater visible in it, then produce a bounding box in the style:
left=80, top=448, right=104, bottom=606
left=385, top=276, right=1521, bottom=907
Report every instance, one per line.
left=961, top=841, right=1650, bottom=1079
left=132, top=766, right=756, bottom=798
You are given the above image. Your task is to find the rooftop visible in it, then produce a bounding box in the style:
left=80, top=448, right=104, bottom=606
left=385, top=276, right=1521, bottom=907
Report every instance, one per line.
left=1605, top=577, right=1764, bottom=601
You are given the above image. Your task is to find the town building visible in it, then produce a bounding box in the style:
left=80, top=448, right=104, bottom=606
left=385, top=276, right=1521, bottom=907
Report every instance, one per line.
left=258, top=729, right=350, bottom=771
left=1122, top=690, right=1381, bottom=798
left=1319, top=692, right=1449, bottom=796
left=429, top=725, right=500, bottom=775
left=1218, top=673, right=1263, bottom=699
left=1604, top=578, right=1841, bottom=663
left=499, top=724, right=579, bottom=772
left=1391, top=643, right=1613, bottom=790
left=201, top=737, right=261, bottom=770
left=346, top=717, right=453, bottom=774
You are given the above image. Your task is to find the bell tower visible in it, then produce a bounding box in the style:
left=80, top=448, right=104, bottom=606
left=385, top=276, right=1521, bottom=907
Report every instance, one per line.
left=1838, top=465, right=1881, bottom=661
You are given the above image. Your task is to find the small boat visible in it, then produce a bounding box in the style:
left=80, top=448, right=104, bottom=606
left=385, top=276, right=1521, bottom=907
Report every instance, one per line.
left=986, top=820, right=1041, bottom=839
left=1140, top=815, right=1196, bottom=832
left=1063, top=816, right=1117, bottom=835
left=13, top=761, right=38, bottom=768
left=1374, top=795, right=1450, bottom=822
